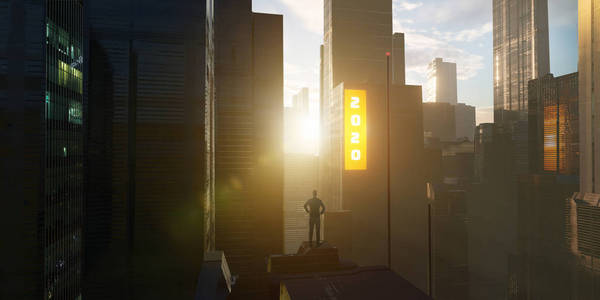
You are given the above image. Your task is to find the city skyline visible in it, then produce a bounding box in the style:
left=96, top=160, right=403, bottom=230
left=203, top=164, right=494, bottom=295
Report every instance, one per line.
left=253, top=0, right=577, bottom=125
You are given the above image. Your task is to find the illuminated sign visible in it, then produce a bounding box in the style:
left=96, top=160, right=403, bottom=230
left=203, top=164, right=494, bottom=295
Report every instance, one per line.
left=344, top=89, right=367, bottom=170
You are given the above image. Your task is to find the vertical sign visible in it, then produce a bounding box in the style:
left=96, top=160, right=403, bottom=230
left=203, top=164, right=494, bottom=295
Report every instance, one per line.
left=345, top=89, right=367, bottom=170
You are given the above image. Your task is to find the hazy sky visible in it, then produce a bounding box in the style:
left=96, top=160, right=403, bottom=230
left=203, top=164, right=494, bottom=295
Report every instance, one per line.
left=253, top=0, right=578, bottom=125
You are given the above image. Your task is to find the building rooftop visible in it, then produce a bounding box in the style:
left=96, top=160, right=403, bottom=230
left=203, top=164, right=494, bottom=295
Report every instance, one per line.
left=280, top=266, right=432, bottom=300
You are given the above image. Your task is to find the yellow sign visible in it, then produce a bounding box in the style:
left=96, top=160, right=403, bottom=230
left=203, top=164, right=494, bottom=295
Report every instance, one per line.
left=344, top=89, right=367, bottom=170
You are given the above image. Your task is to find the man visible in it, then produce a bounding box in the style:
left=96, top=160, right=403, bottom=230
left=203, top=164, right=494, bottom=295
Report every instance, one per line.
left=304, top=190, right=325, bottom=246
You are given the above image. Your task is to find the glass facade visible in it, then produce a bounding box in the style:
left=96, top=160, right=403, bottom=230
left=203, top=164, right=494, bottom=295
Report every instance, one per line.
left=44, top=1, right=85, bottom=299
left=493, top=0, right=550, bottom=123
left=528, top=73, right=579, bottom=175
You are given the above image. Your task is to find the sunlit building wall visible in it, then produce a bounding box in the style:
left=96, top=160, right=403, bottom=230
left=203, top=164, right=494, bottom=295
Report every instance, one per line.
left=425, top=58, right=457, bottom=105
left=1, top=1, right=85, bottom=298
left=567, top=2, right=600, bottom=298
left=528, top=73, right=579, bottom=175
left=283, top=154, right=318, bottom=254
left=493, top=0, right=550, bottom=123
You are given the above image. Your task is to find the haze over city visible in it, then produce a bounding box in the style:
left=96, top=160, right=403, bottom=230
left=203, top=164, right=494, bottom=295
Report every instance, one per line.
left=2, top=0, right=598, bottom=299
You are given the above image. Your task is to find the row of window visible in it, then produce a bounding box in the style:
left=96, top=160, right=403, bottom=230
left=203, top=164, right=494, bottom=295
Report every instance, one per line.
left=47, top=60, right=83, bottom=94
left=47, top=20, right=82, bottom=61
left=45, top=92, right=82, bottom=124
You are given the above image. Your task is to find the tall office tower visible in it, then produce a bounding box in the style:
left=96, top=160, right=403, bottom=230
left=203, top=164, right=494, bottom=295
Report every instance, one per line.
left=392, top=32, right=406, bottom=85
left=528, top=73, right=579, bottom=175
left=568, top=2, right=600, bottom=298
left=425, top=58, right=457, bottom=104
left=493, top=0, right=550, bottom=123
left=320, top=0, right=392, bottom=214
left=292, top=87, right=310, bottom=114
left=579, top=0, right=600, bottom=194
left=1, top=1, right=85, bottom=298
left=85, top=0, right=214, bottom=298
left=215, top=1, right=284, bottom=298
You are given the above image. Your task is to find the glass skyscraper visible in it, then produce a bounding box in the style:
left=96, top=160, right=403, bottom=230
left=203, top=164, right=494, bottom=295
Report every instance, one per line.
left=2, top=0, right=85, bottom=299
left=493, top=0, right=550, bottom=123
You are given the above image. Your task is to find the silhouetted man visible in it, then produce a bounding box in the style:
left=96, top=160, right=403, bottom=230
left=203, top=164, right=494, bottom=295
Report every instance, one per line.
left=304, top=190, right=325, bottom=246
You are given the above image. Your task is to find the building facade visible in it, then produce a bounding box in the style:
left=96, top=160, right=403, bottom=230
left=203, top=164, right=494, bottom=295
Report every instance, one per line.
left=493, top=0, right=550, bottom=123
left=392, top=32, right=406, bottom=85
left=85, top=0, right=214, bottom=298
left=425, top=58, right=457, bottom=105
left=528, top=73, right=579, bottom=175
left=455, top=103, right=476, bottom=142
left=215, top=1, right=284, bottom=298
left=2, top=1, right=85, bottom=299
left=423, top=102, right=456, bottom=142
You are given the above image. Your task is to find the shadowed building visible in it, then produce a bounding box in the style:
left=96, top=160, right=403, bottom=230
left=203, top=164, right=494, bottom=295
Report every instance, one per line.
left=493, top=0, right=550, bottom=123
left=322, top=82, right=427, bottom=292
left=84, top=0, right=215, bottom=298
left=423, top=102, right=456, bottom=142
left=1, top=1, right=85, bottom=298
left=455, top=103, right=476, bottom=141
left=215, top=1, right=284, bottom=298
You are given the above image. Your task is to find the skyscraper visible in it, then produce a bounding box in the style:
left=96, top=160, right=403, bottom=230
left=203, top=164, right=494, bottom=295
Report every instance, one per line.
left=2, top=1, right=85, bottom=298
left=392, top=33, right=406, bottom=85
left=215, top=1, right=284, bottom=298
left=85, top=0, right=215, bottom=298
left=578, top=0, right=600, bottom=194
left=493, top=0, right=550, bottom=123
left=292, top=87, right=310, bottom=115
left=567, top=2, right=600, bottom=297
left=321, top=0, right=392, bottom=213
left=425, top=58, right=457, bottom=105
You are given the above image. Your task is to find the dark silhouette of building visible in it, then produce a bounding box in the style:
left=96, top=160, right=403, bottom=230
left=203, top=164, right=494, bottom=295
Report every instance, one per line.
left=214, top=1, right=284, bottom=298
left=84, top=0, right=215, bottom=298
left=423, top=102, right=456, bottom=142
left=392, top=33, right=406, bottom=85
left=321, top=82, right=427, bottom=291
left=528, top=73, right=579, bottom=175
left=1, top=1, right=85, bottom=298
left=431, top=188, right=470, bottom=300
left=512, top=174, right=578, bottom=300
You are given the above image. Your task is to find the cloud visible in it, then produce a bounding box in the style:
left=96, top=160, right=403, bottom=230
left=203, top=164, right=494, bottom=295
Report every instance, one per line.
left=433, top=22, right=492, bottom=42
left=404, top=33, right=484, bottom=81
left=279, top=0, right=323, bottom=35
left=394, top=0, right=423, bottom=11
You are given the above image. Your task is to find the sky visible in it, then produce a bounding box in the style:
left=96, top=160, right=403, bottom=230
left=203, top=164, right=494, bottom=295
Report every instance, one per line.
left=252, top=0, right=578, bottom=125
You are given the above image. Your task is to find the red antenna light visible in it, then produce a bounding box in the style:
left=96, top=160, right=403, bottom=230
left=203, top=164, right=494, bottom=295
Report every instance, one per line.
left=386, top=52, right=391, bottom=56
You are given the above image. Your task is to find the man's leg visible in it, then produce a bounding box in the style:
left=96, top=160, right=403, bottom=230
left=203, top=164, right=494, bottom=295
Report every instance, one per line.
left=316, top=218, right=321, bottom=245
left=309, top=217, right=314, bottom=245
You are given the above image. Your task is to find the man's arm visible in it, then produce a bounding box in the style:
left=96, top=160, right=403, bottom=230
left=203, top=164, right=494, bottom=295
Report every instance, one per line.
left=304, top=200, right=310, bottom=213
left=320, top=200, right=325, bottom=215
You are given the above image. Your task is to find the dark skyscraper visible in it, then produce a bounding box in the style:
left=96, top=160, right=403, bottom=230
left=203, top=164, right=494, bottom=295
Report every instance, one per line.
left=493, top=0, right=550, bottom=123
left=214, top=1, right=284, bottom=298
left=2, top=1, right=85, bottom=298
left=392, top=32, right=406, bottom=85
left=85, top=0, right=214, bottom=298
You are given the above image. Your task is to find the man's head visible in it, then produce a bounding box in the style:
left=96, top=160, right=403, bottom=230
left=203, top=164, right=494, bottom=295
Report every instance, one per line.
left=313, top=190, right=317, bottom=197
